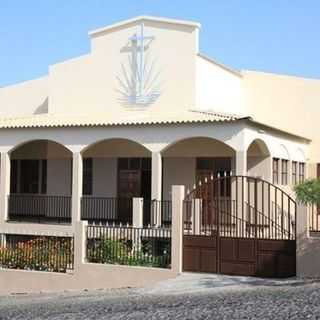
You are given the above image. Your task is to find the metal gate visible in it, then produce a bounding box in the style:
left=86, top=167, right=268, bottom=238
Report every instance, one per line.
left=183, top=175, right=296, bottom=278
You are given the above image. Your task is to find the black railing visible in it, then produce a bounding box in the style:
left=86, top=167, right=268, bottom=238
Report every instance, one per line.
left=0, top=234, right=74, bottom=273
left=184, top=175, right=296, bottom=240
left=309, top=204, right=320, bottom=233
left=143, top=200, right=172, bottom=227
left=86, top=225, right=171, bottom=268
left=8, top=194, right=71, bottom=223
left=81, top=197, right=133, bottom=225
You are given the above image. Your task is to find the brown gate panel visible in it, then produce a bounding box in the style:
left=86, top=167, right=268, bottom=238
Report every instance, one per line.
left=219, top=237, right=256, bottom=276
left=183, top=175, right=297, bottom=278
left=183, top=235, right=217, bottom=273
left=257, top=240, right=296, bottom=278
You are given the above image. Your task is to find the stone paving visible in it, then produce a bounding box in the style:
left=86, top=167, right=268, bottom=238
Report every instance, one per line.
left=0, top=273, right=320, bottom=319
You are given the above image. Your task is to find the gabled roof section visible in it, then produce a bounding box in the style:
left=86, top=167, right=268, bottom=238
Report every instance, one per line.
left=89, top=15, right=201, bottom=37
left=0, top=110, right=241, bottom=129
left=0, top=109, right=310, bottom=142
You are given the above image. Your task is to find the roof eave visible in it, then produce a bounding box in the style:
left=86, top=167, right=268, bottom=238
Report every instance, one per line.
left=89, top=15, right=201, bottom=37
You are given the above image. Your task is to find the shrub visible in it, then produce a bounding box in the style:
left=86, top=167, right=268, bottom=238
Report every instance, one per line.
left=87, top=237, right=171, bottom=268
left=0, top=237, right=74, bottom=273
left=294, top=179, right=320, bottom=206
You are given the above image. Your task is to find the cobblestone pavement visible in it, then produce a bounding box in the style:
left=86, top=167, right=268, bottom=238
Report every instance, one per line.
left=0, top=273, right=320, bottom=319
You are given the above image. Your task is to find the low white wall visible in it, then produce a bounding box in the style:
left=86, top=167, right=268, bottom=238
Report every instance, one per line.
left=296, top=204, right=320, bottom=278
left=0, top=264, right=176, bottom=294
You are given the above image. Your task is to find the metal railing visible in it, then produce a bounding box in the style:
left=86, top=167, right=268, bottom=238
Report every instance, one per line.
left=81, top=197, right=133, bottom=225
left=184, top=175, right=296, bottom=240
left=143, top=200, right=172, bottom=227
left=309, top=204, right=320, bottom=233
left=86, top=225, right=172, bottom=268
left=0, top=234, right=74, bottom=273
left=8, top=194, right=71, bottom=223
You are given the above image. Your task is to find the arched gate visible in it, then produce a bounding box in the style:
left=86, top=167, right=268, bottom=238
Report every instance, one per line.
left=183, top=175, right=296, bottom=277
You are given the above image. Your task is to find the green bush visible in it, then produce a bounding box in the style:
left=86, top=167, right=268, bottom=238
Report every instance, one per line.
left=294, top=179, right=320, bottom=205
left=87, top=237, right=171, bottom=268
left=0, top=237, right=74, bottom=273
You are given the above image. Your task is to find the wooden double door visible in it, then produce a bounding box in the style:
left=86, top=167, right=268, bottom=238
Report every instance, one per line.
left=117, top=158, right=151, bottom=223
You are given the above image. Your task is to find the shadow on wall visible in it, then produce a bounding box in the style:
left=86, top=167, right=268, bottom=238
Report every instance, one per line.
left=297, top=232, right=320, bottom=278
left=33, top=97, right=48, bottom=114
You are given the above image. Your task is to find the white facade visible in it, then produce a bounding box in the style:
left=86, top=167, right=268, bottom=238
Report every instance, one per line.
left=0, top=15, right=315, bottom=232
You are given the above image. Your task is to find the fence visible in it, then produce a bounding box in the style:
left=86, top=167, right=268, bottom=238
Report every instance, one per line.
left=143, top=200, right=172, bottom=227
left=308, top=204, right=320, bottom=233
left=86, top=225, right=172, bottom=268
left=0, top=234, right=74, bottom=273
left=183, top=175, right=296, bottom=240
left=8, top=194, right=71, bottom=223
left=81, top=197, right=133, bottom=225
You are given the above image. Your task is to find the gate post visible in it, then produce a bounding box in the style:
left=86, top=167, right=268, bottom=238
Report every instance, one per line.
left=192, top=199, right=201, bottom=235
left=171, top=185, right=185, bottom=274
left=132, top=197, right=143, bottom=228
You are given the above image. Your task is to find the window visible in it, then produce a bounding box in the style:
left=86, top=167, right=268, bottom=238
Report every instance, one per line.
left=272, top=158, right=279, bottom=184
left=83, top=158, right=93, bottom=195
left=281, top=160, right=288, bottom=185
left=292, top=161, right=297, bottom=185
left=299, top=162, right=305, bottom=183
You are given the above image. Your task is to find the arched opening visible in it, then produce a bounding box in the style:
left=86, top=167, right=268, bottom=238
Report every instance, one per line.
left=81, top=138, right=152, bottom=224
left=161, top=137, right=236, bottom=200
left=246, top=139, right=271, bottom=180
left=9, top=140, right=73, bottom=223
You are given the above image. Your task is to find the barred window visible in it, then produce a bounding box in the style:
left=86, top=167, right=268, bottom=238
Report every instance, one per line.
left=292, top=161, right=297, bottom=185
left=281, top=160, right=288, bottom=185
left=273, top=158, right=279, bottom=184
left=299, top=162, right=305, bottom=183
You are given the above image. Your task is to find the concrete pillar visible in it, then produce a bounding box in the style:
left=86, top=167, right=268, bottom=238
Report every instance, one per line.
left=71, top=152, right=83, bottom=228
left=74, top=221, right=87, bottom=271
left=171, top=185, right=184, bottom=274
left=132, top=197, right=143, bottom=228
left=235, top=150, right=247, bottom=176
left=191, top=198, right=201, bottom=235
left=151, top=152, right=162, bottom=200
left=296, top=203, right=309, bottom=277
left=0, top=152, right=10, bottom=224
left=152, top=152, right=162, bottom=227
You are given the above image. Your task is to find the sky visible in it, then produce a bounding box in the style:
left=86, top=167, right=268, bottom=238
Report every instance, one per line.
left=0, top=1, right=319, bottom=87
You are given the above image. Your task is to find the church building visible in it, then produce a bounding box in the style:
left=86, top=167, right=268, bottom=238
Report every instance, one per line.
left=0, top=15, right=316, bottom=229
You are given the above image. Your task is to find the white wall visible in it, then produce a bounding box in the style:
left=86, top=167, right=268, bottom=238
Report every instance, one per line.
left=195, top=55, right=243, bottom=115
left=47, top=159, right=72, bottom=195
left=0, top=77, right=48, bottom=117
left=163, top=157, right=195, bottom=200
left=92, top=158, right=117, bottom=197
left=49, top=19, right=198, bottom=115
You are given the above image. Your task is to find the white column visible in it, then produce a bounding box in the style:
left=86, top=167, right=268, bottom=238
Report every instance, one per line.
left=74, top=221, right=87, bottom=271
left=132, top=197, right=143, bottom=228
left=0, top=152, right=10, bottom=224
left=151, top=151, right=162, bottom=200
left=171, top=185, right=184, bottom=274
left=152, top=152, right=162, bottom=226
left=192, top=198, right=201, bottom=235
left=235, top=150, right=247, bottom=176
left=71, top=152, right=83, bottom=228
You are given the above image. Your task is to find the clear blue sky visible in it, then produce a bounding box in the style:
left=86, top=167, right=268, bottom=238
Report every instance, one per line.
left=0, top=1, right=319, bottom=86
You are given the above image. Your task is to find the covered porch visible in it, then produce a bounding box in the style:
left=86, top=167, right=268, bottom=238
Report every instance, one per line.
left=5, top=134, right=272, bottom=226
